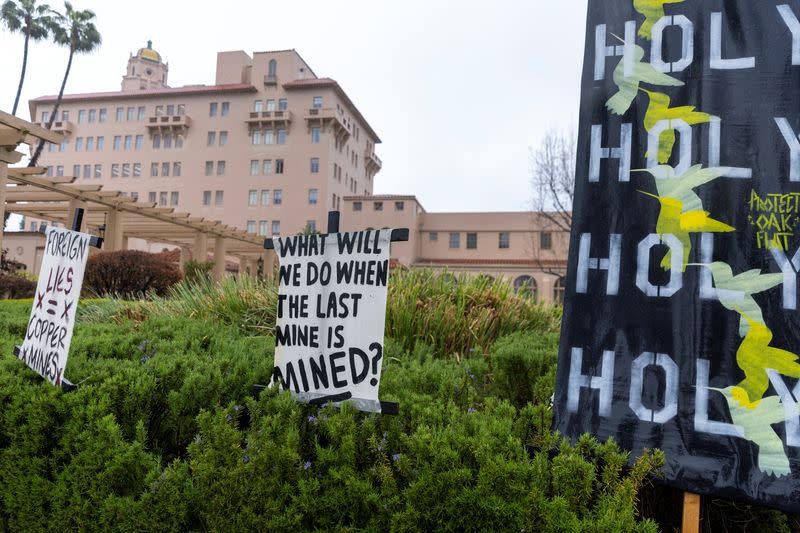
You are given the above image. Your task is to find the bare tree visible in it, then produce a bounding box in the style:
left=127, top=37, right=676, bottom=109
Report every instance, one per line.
left=529, top=127, right=576, bottom=277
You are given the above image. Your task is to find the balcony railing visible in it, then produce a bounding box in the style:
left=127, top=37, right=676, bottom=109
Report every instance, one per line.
left=264, top=74, right=278, bottom=86
left=38, top=120, right=74, bottom=134
left=245, top=110, right=293, bottom=127
left=365, top=149, right=382, bottom=171
left=304, top=107, right=350, bottom=143
left=146, top=114, right=191, bottom=132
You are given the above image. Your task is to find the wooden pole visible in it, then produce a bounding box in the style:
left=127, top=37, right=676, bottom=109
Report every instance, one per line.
left=682, top=492, right=700, bottom=533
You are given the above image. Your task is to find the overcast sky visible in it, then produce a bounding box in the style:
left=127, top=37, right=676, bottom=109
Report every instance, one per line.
left=0, top=0, right=588, bottom=213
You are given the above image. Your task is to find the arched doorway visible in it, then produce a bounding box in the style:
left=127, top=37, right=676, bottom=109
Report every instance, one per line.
left=554, top=276, right=566, bottom=305
left=514, top=275, right=538, bottom=300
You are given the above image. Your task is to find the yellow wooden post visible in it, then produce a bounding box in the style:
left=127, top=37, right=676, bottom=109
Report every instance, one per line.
left=682, top=492, right=700, bottom=533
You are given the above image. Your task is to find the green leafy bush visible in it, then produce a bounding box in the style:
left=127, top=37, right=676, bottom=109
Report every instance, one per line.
left=84, top=250, right=182, bottom=297
left=0, top=272, right=36, bottom=300
left=491, top=331, right=560, bottom=408
left=182, top=259, right=213, bottom=284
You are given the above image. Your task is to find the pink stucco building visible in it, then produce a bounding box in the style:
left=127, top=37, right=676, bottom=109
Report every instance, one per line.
left=11, top=44, right=568, bottom=302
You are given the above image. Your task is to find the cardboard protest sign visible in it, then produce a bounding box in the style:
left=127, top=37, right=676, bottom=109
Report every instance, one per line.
left=18, top=226, right=90, bottom=386
left=272, top=229, right=391, bottom=413
left=554, top=0, right=800, bottom=512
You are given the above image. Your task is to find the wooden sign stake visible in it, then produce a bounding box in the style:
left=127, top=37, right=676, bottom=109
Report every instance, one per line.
left=682, top=492, right=700, bottom=533
left=258, top=210, right=407, bottom=415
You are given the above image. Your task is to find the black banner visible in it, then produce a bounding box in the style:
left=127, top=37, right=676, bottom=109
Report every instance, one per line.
left=554, top=0, right=800, bottom=512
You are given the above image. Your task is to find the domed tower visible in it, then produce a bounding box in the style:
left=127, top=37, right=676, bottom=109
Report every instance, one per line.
left=121, top=40, right=169, bottom=91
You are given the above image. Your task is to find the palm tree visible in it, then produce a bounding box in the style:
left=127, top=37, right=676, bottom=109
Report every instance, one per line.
left=29, top=0, right=99, bottom=166
left=1, top=0, right=54, bottom=115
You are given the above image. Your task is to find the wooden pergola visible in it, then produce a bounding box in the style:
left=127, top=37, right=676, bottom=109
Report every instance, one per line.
left=0, top=110, right=274, bottom=279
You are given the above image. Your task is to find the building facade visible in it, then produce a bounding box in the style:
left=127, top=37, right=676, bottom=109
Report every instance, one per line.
left=12, top=44, right=569, bottom=302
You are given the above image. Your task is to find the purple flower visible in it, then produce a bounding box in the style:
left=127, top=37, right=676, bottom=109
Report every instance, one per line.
left=468, top=408, right=477, bottom=414
left=233, top=405, right=241, bottom=412
left=243, top=455, right=250, bottom=464
left=226, top=415, right=233, bottom=422
left=304, top=461, right=312, bottom=470
left=392, top=454, right=401, bottom=462
left=383, top=432, right=388, bottom=439
left=307, top=415, right=317, bottom=424
left=377, top=445, right=383, bottom=452
left=194, top=436, right=202, bottom=443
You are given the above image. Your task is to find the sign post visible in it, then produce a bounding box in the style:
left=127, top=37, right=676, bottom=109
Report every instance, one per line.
left=13, top=208, right=102, bottom=391
left=554, top=0, right=800, bottom=514
left=257, top=211, right=407, bottom=414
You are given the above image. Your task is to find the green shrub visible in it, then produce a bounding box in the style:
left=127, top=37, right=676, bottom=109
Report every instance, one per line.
left=0, top=272, right=36, bottom=300
left=84, top=250, right=182, bottom=298
left=491, top=332, right=560, bottom=408
left=183, top=259, right=213, bottom=284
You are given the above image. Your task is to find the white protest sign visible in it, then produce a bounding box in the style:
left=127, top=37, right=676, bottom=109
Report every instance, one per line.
left=273, top=229, right=392, bottom=413
left=18, top=226, right=90, bottom=386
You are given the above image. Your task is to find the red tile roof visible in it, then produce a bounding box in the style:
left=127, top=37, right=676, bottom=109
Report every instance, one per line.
left=30, top=83, right=258, bottom=104
left=283, top=78, right=381, bottom=143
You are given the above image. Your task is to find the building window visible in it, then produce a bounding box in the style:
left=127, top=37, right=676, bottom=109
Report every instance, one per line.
left=272, top=220, right=281, bottom=235
left=540, top=232, right=552, bottom=250
left=310, top=157, right=319, bottom=173
left=219, top=131, right=228, bottom=146
left=308, top=188, right=318, bottom=205
left=173, top=162, right=181, bottom=177
left=46, top=165, right=53, bottom=177
left=268, top=59, right=277, bottom=78
left=307, top=220, right=317, bottom=233
left=42, top=111, right=50, bottom=123
left=205, top=161, right=213, bottom=176
left=202, top=190, right=211, bottom=206
left=162, top=162, right=170, bottom=177
left=99, top=108, right=107, bottom=122
left=259, top=221, right=268, bottom=235
left=124, top=135, right=132, bottom=150
left=449, top=232, right=460, bottom=249
left=207, top=131, right=216, bottom=146
left=166, top=104, right=174, bottom=116
left=81, top=164, right=90, bottom=179
left=311, top=127, right=320, bottom=143
left=246, top=220, right=256, bottom=234
left=56, top=165, right=64, bottom=177
left=514, top=276, right=538, bottom=300
left=133, top=163, right=141, bottom=177
left=155, top=105, right=164, bottom=117
left=374, top=201, right=383, bottom=211
left=217, top=161, right=226, bottom=176
left=499, top=232, right=510, bottom=249
left=274, top=189, right=282, bottom=205
left=261, top=190, right=269, bottom=206
left=77, top=109, right=86, bottom=123
left=353, top=201, right=362, bottom=211
left=277, top=128, right=286, bottom=144
left=248, top=190, right=258, bottom=206
left=252, top=129, right=261, bottom=145
left=88, top=109, right=96, bottom=123
left=30, top=222, right=38, bottom=232
left=554, top=277, right=566, bottom=305
left=209, top=102, right=217, bottom=117
left=60, top=139, right=68, bottom=151
left=151, top=162, right=158, bottom=177
left=429, top=232, right=438, bottom=242
left=395, top=201, right=405, bottom=211
left=264, top=129, right=274, bottom=144
left=263, top=159, right=272, bottom=175
left=131, top=192, right=139, bottom=202
left=250, top=160, right=259, bottom=176
left=61, top=110, right=69, bottom=121
left=254, top=100, right=262, bottom=112
left=138, top=106, right=146, bottom=120
left=171, top=191, right=179, bottom=206
left=148, top=191, right=157, bottom=203
left=221, top=102, right=230, bottom=116
left=86, top=137, right=94, bottom=151
left=163, top=133, right=172, bottom=149
left=134, top=135, right=143, bottom=150
left=111, top=164, right=119, bottom=178
left=152, top=134, right=160, bottom=149
left=279, top=98, right=287, bottom=111
left=122, top=163, right=130, bottom=177
left=266, top=99, right=275, bottom=111
left=72, top=164, right=80, bottom=177
left=312, top=96, right=323, bottom=109
left=275, top=159, right=284, bottom=174
left=466, top=233, right=477, bottom=249
left=175, top=134, right=184, bottom=148
left=159, top=192, right=168, bottom=207
left=215, top=190, right=224, bottom=206
left=115, top=107, right=123, bottom=122
left=177, top=104, right=185, bottom=116
left=75, top=137, right=83, bottom=151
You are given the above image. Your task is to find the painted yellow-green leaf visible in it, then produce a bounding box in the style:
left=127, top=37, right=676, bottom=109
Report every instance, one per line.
left=642, top=90, right=712, bottom=163
left=634, top=0, right=687, bottom=39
